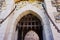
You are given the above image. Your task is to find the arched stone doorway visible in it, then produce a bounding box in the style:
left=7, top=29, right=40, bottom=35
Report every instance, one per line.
left=16, top=14, right=43, bottom=40
left=6, top=7, right=54, bottom=40
left=10, top=10, right=54, bottom=40
left=3, top=2, right=54, bottom=40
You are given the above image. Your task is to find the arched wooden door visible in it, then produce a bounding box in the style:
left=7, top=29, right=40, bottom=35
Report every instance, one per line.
left=17, top=14, right=43, bottom=40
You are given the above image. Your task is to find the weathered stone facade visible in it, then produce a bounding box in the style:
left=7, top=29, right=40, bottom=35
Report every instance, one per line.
left=0, top=0, right=60, bottom=40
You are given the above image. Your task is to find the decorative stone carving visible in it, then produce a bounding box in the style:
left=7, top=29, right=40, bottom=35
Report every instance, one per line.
left=51, top=0, right=60, bottom=12
left=0, top=0, right=6, bottom=11
left=24, top=31, right=39, bottom=40
left=56, top=5, right=60, bottom=12
left=51, top=0, right=56, bottom=7
left=0, top=0, right=3, bottom=12
left=16, top=1, right=42, bottom=10
left=54, top=13, right=60, bottom=23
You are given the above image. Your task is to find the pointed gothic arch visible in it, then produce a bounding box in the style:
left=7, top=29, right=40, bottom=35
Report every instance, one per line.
left=12, top=10, right=53, bottom=40
left=4, top=5, right=54, bottom=40
left=16, top=13, right=43, bottom=40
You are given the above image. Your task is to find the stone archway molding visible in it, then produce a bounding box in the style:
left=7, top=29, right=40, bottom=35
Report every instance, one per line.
left=4, top=5, right=54, bottom=40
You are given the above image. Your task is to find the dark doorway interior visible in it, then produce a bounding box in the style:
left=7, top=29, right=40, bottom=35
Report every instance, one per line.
left=16, top=14, right=43, bottom=40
